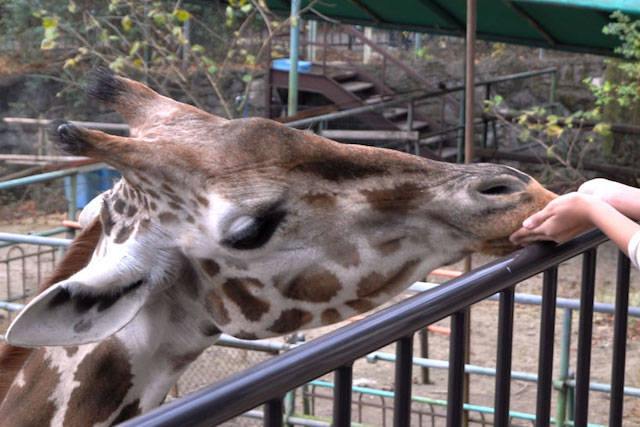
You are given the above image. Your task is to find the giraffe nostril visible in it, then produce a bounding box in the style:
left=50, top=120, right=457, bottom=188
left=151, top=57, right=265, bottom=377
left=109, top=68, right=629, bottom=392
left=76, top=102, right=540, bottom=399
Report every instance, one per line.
left=475, top=178, right=524, bottom=197
left=478, top=184, right=517, bottom=196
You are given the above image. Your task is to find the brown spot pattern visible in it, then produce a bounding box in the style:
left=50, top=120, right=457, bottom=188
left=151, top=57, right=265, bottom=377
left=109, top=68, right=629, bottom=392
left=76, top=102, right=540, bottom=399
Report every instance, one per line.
left=158, top=212, right=178, bottom=224
left=63, top=338, right=133, bottom=425
left=147, top=189, right=160, bottom=200
left=327, top=240, right=360, bottom=268
left=268, top=309, right=313, bottom=334
left=375, top=238, right=402, bottom=256
left=114, top=225, right=134, bottom=244
left=196, top=195, right=209, bottom=207
left=125, top=205, right=137, bottom=217
left=321, top=308, right=342, bottom=325
left=346, top=298, right=375, bottom=313
left=205, top=288, right=231, bottom=325
left=362, top=182, right=426, bottom=214
left=279, top=268, right=342, bottom=303
left=199, top=258, right=220, bottom=277
left=356, top=259, right=421, bottom=299
left=302, top=193, right=336, bottom=208
left=293, top=159, right=387, bottom=182
left=222, top=278, right=270, bottom=322
left=235, top=331, right=259, bottom=340
left=100, top=201, right=115, bottom=236
left=113, top=198, right=126, bottom=214
left=0, top=349, right=59, bottom=426
left=65, top=346, right=79, bottom=357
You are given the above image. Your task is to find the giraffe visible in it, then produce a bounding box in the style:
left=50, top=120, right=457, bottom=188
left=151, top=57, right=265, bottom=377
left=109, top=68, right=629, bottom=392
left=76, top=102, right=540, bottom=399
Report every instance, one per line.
left=0, top=69, right=556, bottom=425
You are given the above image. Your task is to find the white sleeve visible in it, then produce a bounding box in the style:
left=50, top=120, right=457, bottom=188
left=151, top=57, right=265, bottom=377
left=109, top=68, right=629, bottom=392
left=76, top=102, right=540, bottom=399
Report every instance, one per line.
left=627, top=230, right=640, bottom=269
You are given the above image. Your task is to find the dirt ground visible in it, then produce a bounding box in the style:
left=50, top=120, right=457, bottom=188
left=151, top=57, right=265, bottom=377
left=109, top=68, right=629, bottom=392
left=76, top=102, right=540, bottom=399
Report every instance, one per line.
left=1, top=216, right=639, bottom=426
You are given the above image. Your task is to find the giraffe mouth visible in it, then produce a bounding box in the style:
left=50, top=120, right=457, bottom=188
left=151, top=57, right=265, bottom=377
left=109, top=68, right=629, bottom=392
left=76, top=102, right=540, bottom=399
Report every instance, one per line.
left=471, top=237, right=519, bottom=256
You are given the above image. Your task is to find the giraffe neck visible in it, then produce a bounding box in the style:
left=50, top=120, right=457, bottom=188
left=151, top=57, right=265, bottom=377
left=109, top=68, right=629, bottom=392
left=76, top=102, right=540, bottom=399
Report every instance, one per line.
left=0, top=257, right=220, bottom=426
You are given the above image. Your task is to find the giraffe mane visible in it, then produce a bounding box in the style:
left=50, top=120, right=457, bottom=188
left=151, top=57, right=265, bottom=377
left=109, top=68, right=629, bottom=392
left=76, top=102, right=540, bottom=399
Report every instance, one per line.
left=0, top=218, right=102, bottom=401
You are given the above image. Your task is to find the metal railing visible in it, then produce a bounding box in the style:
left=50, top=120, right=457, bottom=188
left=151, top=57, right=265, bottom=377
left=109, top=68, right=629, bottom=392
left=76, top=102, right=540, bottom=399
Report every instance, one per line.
left=120, top=228, right=632, bottom=426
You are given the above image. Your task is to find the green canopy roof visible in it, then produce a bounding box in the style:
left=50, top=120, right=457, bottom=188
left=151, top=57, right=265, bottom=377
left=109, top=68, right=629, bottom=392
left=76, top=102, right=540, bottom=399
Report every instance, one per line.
left=264, top=0, right=640, bottom=56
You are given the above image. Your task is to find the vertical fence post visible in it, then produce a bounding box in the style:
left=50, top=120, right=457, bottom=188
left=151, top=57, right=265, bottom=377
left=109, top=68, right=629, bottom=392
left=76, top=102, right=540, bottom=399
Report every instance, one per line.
left=333, top=364, right=353, bottom=426
left=556, top=307, right=572, bottom=426
left=574, top=248, right=597, bottom=424
left=494, top=286, right=515, bottom=427
left=394, top=335, right=414, bottom=427
left=419, top=328, right=430, bottom=384
left=549, top=69, right=558, bottom=114
left=447, top=311, right=468, bottom=427
left=265, top=398, right=284, bottom=427
left=482, top=84, right=491, bottom=151
left=287, top=0, right=301, bottom=117
left=535, top=266, right=558, bottom=427
left=610, top=252, right=630, bottom=426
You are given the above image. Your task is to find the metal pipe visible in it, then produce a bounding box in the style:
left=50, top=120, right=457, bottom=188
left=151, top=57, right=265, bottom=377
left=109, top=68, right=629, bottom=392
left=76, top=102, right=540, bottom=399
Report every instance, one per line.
left=393, top=335, right=413, bottom=427
left=286, top=68, right=558, bottom=128
left=0, top=233, right=71, bottom=247
left=610, top=252, right=631, bottom=425
left=447, top=310, right=467, bottom=427
left=556, top=308, right=572, bottom=426
left=333, top=364, right=353, bottom=426
left=536, top=266, right=558, bottom=427
left=265, top=398, right=284, bottom=427
left=494, top=287, right=514, bottom=427
left=408, top=281, right=640, bottom=317
left=0, top=227, right=69, bottom=249
left=287, top=0, right=301, bottom=117
left=0, top=163, right=107, bottom=190
left=465, top=0, right=477, bottom=163
left=574, top=249, right=597, bottom=424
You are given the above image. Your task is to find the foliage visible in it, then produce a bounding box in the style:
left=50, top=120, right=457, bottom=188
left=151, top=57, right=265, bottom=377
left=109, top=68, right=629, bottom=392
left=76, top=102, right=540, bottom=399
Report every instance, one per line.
left=485, top=12, right=640, bottom=186
left=1, top=0, right=298, bottom=119
left=583, top=11, right=640, bottom=111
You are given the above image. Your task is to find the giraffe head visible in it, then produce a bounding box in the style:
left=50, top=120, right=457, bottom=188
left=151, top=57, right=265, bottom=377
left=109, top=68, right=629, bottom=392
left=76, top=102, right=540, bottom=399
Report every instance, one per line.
left=6, top=69, right=555, bottom=346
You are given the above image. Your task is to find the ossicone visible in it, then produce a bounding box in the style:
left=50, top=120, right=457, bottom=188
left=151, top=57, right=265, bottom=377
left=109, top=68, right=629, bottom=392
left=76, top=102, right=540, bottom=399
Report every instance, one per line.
left=86, top=66, right=127, bottom=104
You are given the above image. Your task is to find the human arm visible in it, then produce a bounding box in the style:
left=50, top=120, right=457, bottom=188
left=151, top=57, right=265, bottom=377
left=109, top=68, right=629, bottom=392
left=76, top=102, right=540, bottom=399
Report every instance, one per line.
left=578, top=178, right=640, bottom=220
left=509, top=192, right=640, bottom=263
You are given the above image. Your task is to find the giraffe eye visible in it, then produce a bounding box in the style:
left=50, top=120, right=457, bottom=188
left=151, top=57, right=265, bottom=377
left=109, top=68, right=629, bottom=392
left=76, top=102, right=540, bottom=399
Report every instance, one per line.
left=222, top=209, right=287, bottom=250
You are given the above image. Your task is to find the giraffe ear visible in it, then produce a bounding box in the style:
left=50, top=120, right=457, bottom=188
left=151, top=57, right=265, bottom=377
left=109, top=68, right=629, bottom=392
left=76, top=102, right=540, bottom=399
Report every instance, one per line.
left=5, top=278, right=150, bottom=347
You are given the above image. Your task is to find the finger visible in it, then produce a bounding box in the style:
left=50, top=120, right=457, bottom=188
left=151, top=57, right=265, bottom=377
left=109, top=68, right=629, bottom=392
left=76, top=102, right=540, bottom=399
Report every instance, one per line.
left=522, top=208, right=554, bottom=229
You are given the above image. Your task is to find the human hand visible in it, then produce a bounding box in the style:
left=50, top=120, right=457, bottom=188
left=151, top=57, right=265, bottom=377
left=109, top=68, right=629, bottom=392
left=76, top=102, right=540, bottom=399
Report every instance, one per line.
left=509, top=192, right=597, bottom=246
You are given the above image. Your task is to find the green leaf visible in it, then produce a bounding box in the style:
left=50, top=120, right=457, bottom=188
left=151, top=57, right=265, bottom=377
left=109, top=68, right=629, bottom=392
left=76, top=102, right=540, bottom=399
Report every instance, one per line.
left=242, top=74, right=252, bottom=83
left=109, top=57, right=125, bottom=73
left=122, top=15, right=132, bottom=31
left=191, top=44, right=205, bottom=54
left=42, top=17, right=58, bottom=29
left=208, top=64, right=218, bottom=74
left=63, top=57, right=77, bottom=69
left=129, top=41, right=141, bottom=56
left=68, top=0, right=77, bottom=13
left=40, top=38, right=57, bottom=50
left=173, top=9, right=190, bottom=22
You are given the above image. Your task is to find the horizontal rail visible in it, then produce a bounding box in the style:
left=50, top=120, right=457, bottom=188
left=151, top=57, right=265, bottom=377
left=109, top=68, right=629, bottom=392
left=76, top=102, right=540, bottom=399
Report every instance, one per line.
left=408, top=282, right=640, bottom=317
left=121, top=228, right=609, bottom=426
left=0, top=233, right=72, bottom=247
left=306, top=381, right=604, bottom=427
left=0, top=162, right=108, bottom=190
left=286, top=68, right=557, bottom=128
left=367, top=352, right=640, bottom=397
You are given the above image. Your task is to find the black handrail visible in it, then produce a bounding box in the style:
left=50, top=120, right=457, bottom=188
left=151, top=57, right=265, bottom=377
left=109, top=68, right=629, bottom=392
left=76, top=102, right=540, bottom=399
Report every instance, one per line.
left=121, top=228, right=611, bottom=427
